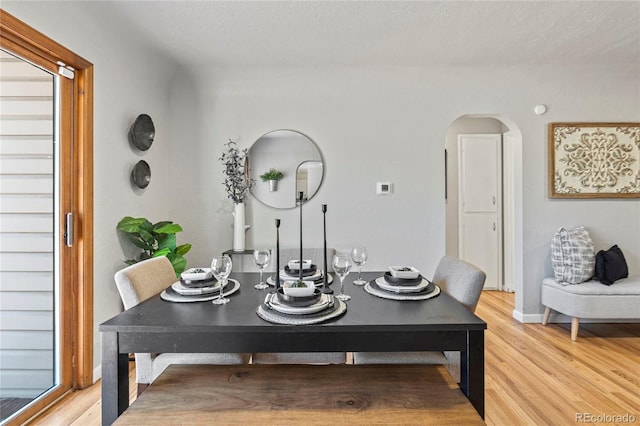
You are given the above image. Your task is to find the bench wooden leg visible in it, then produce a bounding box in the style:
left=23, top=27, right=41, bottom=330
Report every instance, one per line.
left=571, top=317, right=579, bottom=341
left=137, top=383, right=149, bottom=396
left=542, top=307, right=551, bottom=325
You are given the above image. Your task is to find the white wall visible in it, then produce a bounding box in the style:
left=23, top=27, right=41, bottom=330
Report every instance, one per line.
left=3, top=2, right=178, bottom=375
left=173, top=65, right=640, bottom=321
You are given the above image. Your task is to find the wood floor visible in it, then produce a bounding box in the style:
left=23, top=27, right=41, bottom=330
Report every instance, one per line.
left=27, top=291, right=640, bottom=425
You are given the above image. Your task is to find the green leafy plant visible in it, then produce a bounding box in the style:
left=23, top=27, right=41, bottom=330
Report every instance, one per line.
left=260, top=168, right=284, bottom=182
left=116, top=216, right=192, bottom=276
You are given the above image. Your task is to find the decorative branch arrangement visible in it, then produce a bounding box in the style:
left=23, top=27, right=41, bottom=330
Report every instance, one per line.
left=219, top=139, right=254, bottom=204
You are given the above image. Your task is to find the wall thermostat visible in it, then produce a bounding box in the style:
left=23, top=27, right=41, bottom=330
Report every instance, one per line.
left=376, top=182, right=392, bottom=195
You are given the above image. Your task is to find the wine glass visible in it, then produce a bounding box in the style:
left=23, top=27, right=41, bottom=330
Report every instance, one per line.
left=253, top=248, right=270, bottom=289
left=350, top=246, right=368, bottom=286
left=211, top=254, right=232, bottom=305
left=332, top=254, right=352, bottom=301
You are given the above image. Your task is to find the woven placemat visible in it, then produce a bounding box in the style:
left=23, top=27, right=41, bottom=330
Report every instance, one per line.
left=256, top=294, right=346, bottom=325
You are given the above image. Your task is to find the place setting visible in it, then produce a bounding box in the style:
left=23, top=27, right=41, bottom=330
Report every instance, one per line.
left=160, top=255, right=240, bottom=303
left=264, top=197, right=334, bottom=292
left=256, top=209, right=346, bottom=325
left=265, top=259, right=334, bottom=288
left=364, top=266, right=440, bottom=301
left=257, top=279, right=347, bottom=325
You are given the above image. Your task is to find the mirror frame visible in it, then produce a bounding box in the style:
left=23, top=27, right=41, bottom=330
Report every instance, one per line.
left=248, top=129, right=324, bottom=209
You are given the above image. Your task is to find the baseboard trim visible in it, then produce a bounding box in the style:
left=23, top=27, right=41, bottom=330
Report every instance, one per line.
left=514, top=309, right=640, bottom=325
left=544, top=313, right=640, bottom=324
left=93, top=365, right=101, bottom=384
left=512, top=310, right=541, bottom=323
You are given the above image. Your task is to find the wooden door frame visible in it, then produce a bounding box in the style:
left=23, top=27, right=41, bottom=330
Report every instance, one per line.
left=0, top=8, right=93, bottom=423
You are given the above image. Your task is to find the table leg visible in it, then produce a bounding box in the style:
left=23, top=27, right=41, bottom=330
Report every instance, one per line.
left=460, top=329, right=484, bottom=419
left=101, top=331, right=129, bottom=425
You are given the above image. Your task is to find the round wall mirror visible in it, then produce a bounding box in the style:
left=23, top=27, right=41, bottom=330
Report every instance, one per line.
left=248, top=130, right=324, bottom=209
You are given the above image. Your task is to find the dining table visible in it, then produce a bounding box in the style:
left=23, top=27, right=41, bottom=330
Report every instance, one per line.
left=100, top=271, right=486, bottom=425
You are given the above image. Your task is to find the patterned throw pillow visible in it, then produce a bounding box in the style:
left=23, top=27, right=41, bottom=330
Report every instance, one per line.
left=550, top=226, right=595, bottom=284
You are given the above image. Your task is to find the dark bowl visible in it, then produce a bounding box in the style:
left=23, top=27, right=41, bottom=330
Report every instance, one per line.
left=180, top=276, right=218, bottom=288
left=383, top=271, right=423, bottom=286
left=284, top=264, right=318, bottom=277
left=276, top=288, right=322, bottom=307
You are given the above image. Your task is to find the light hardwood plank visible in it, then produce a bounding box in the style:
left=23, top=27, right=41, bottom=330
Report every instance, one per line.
left=479, top=291, right=640, bottom=425
left=27, top=291, right=640, bottom=425
left=116, top=364, right=483, bottom=425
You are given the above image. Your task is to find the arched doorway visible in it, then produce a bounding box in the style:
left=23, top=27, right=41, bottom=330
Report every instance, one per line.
left=445, top=115, right=523, bottom=304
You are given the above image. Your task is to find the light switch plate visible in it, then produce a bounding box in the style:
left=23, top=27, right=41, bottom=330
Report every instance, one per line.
left=376, top=182, right=392, bottom=195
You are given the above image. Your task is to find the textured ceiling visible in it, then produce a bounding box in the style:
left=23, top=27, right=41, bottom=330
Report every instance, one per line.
left=100, top=1, right=640, bottom=68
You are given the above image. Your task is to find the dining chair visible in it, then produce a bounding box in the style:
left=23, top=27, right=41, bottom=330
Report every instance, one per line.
left=252, top=247, right=346, bottom=365
left=352, top=255, right=486, bottom=382
left=114, top=256, right=250, bottom=395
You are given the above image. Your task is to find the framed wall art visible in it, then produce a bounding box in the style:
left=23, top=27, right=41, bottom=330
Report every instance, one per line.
left=549, top=122, right=640, bottom=198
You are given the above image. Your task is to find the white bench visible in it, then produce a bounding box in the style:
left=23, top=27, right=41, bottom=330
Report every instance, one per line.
left=541, top=277, right=640, bottom=340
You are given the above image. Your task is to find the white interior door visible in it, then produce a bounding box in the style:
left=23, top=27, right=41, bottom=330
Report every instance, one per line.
left=458, top=134, right=502, bottom=290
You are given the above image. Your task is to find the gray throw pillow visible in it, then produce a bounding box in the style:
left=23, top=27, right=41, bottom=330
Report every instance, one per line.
left=551, top=226, right=595, bottom=285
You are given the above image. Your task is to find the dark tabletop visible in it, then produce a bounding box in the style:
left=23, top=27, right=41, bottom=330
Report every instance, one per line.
left=100, top=272, right=486, bottom=334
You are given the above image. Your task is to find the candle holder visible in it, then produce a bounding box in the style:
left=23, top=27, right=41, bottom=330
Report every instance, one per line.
left=322, top=204, right=333, bottom=294
left=273, top=219, right=281, bottom=293
left=298, top=191, right=304, bottom=281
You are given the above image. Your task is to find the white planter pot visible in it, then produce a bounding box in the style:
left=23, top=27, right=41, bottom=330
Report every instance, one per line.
left=268, top=180, right=278, bottom=192
left=232, top=202, right=248, bottom=251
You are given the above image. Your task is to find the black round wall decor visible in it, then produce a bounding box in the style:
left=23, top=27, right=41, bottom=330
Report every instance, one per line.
left=131, top=160, right=151, bottom=188
left=129, top=114, right=155, bottom=151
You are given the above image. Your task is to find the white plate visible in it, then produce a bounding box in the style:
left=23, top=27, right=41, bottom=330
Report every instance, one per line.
left=375, top=276, right=430, bottom=293
left=161, top=279, right=240, bottom=303
left=266, top=293, right=333, bottom=315
left=364, top=281, right=440, bottom=301
left=171, top=279, right=221, bottom=296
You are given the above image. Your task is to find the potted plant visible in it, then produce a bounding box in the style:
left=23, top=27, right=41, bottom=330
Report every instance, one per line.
left=116, top=216, right=192, bottom=276
left=220, top=140, right=255, bottom=251
left=260, top=168, right=284, bottom=192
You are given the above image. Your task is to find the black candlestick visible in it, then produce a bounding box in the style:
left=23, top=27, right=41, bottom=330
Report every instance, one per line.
left=298, top=191, right=304, bottom=281
left=322, top=204, right=332, bottom=294
left=274, top=219, right=281, bottom=293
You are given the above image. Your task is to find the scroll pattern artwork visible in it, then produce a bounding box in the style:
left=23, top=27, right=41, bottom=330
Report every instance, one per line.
left=549, top=123, right=640, bottom=198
